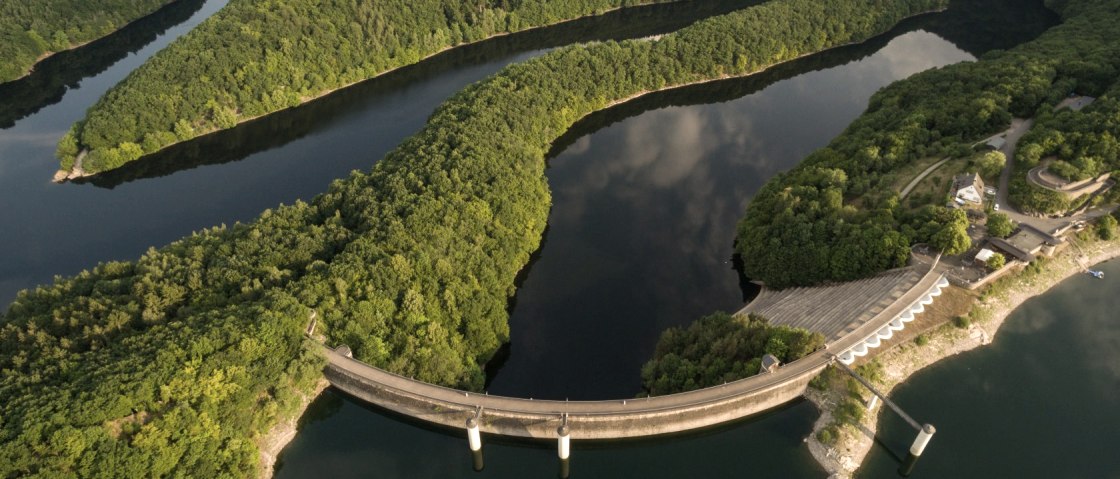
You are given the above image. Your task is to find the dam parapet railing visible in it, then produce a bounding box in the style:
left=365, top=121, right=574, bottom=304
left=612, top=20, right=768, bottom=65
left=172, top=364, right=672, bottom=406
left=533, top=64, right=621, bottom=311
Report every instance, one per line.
left=321, top=260, right=946, bottom=440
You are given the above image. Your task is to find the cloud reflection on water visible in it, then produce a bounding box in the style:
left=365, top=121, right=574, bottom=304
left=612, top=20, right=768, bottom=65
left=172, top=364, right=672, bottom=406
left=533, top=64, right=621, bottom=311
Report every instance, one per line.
left=489, top=31, right=974, bottom=399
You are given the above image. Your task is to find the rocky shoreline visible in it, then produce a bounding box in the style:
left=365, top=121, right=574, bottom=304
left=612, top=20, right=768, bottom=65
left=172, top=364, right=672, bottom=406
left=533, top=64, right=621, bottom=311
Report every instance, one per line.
left=804, top=234, right=1120, bottom=478
left=257, top=379, right=329, bottom=479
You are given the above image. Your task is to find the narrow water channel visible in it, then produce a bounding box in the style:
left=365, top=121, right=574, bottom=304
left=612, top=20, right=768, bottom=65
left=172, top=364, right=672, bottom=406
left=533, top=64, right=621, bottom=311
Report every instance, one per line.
left=0, top=0, right=757, bottom=307
left=485, top=31, right=974, bottom=400
left=0, top=0, right=1069, bottom=477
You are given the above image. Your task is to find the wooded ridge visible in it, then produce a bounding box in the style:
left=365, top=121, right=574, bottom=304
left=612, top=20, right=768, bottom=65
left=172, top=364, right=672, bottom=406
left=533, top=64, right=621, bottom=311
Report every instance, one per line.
left=0, top=0, right=174, bottom=84
left=57, top=0, right=686, bottom=174
left=736, top=0, right=1120, bottom=288
left=3, top=0, right=941, bottom=475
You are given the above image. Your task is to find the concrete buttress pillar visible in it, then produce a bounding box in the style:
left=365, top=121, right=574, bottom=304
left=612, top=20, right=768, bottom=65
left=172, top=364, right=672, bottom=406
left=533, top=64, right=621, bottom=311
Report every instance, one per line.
left=466, top=418, right=482, bottom=452
left=557, top=425, right=571, bottom=460
left=909, top=424, right=936, bottom=456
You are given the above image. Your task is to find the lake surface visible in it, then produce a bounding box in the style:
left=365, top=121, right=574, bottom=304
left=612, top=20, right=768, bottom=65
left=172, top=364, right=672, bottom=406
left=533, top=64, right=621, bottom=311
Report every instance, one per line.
left=859, top=258, right=1120, bottom=478
left=0, top=0, right=760, bottom=308
left=486, top=30, right=976, bottom=400
left=0, top=0, right=1067, bottom=477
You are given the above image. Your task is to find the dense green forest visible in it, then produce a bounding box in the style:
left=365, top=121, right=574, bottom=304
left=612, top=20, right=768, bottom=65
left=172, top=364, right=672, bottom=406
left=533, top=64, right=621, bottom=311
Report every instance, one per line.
left=0, top=0, right=206, bottom=129
left=0, top=0, right=173, bottom=84
left=736, top=0, right=1120, bottom=288
left=4, top=0, right=941, bottom=474
left=59, top=0, right=687, bottom=173
left=640, top=312, right=823, bottom=396
left=1011, top=79, right=1120, bottom=213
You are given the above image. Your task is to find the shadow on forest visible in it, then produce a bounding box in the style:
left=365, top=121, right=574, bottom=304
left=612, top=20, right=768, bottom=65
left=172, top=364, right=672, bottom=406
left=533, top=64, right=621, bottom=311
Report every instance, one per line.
left=79, top=0, right=762, bottom=188
left=0, top=0, right=208, bottom=129
left=80, top=0, right=1057, bottom=189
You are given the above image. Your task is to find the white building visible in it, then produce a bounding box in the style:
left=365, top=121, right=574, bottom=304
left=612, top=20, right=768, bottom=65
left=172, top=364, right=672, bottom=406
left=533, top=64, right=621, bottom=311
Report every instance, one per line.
left=953, top=172, right=985, bottom=205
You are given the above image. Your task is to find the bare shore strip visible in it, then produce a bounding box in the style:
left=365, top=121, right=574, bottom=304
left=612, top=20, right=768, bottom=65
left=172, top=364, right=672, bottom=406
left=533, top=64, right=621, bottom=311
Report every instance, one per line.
left=256, top=378, right=329, bottom=479
left=805, top=235, right=1120, bottom=478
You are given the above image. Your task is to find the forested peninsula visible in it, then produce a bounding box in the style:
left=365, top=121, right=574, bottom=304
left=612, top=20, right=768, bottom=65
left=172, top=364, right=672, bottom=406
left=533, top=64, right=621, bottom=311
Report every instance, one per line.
left=57, top=0, right=688, bottom=175
left=736, top=0, right=1120, bottom=288
left=641, top=313, right=824, bottom=396
left=2, top=0, right=943, bottom=475
left=0, top=0, right=174, bottom=84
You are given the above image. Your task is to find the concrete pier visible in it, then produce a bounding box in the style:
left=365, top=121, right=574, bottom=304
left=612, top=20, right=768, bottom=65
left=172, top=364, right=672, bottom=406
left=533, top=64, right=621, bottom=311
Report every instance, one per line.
left=557, top=425, right=571, bottom=460
left=466, top=417, right=482, bottom=452
left=910, top=424, right=936, bottom=456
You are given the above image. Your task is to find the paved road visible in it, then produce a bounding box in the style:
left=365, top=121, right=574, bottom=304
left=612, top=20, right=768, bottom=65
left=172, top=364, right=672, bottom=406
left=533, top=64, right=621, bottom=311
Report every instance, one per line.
left=900, top=157, right=949, bottom=199
left=996, top=118, right=1036, bottom=226
left=995, top=118, right=1114, bottom=234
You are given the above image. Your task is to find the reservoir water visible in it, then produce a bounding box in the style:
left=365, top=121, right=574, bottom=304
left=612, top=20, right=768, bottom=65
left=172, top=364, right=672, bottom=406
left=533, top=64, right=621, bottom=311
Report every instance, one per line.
left=859, top=258, right=1120, bottom=478
left=0, top=0, right=1072, bottom=477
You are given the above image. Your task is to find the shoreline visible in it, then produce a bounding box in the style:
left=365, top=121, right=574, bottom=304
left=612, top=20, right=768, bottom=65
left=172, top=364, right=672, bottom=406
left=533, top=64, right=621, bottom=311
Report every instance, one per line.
left=59, top=3, right=945, bottom=181
left=3, top=0, right=183, bottom=86
left=804, top=234, right=1120, bottom=477
left=56, top=0, right=684, bottom=180
left=257, top=378, right=329, bottom=479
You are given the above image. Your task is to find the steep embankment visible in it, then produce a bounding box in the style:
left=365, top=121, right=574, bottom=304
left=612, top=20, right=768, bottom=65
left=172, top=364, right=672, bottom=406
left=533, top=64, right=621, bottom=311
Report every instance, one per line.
left=57, top=0, right=690, bottom=175
left=0, top=0, right=175, bottom=84
left=736, top=0, right=1120, bottom=289
left=2, top=0, right=943, bottom=476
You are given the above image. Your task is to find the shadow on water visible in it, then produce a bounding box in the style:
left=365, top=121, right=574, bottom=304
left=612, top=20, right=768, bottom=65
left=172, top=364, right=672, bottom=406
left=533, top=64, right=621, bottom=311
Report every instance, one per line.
left=920, top=0, right=1059, bottom=57
left=80, top=0, right=763, bottom=188
left=277, top=386, right=823, bottom=476
left=0, top=0, right=208, bottom=128
left=546, top=0, right=1056, bottom=161
left=530, top=0, right=1057, bottom=309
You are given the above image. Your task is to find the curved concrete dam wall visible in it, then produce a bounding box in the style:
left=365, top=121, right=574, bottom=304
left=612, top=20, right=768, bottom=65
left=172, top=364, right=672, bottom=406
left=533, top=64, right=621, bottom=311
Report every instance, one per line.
left=322, top=264, right=945, bottom=440
left=324, top=346, right=829, bottom=440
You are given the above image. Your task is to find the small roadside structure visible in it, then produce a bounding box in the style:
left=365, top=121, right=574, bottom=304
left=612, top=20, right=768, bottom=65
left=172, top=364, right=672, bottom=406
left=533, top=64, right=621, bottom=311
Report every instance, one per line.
left=759, top=354, right=781, bottom=374
left=1057, top=95, right=1095, bottom=111
left=989, top=223, right=1064, bottom=262
left=953, top=172, right=985, bottom=205
left=984, top=136, right=1006, bottom=150
left=974, top=248, right=996, bottom=263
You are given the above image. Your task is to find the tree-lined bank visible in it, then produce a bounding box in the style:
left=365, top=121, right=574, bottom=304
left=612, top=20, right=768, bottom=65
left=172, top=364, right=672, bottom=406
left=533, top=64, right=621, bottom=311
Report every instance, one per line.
left=0, top=0, right=175, bottom=84
left=58, top=0, right=690, bottom=174
left=736, top=0, right=1120, bottom=288
left=2, top=0, right=942, bottom=475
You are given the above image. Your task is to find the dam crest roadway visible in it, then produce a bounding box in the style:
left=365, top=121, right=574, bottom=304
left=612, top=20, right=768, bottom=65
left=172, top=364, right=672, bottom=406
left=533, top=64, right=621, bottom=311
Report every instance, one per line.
left=319, top=258, right=948, bottom=442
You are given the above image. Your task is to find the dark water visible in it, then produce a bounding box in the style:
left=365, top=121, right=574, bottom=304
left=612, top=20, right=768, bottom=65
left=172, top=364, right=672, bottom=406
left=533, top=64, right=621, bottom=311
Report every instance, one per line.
left=0, top=0, right=1066, bottom=477
left=280, top=0, right=1059, bottom=475
left=0, top=0, right=759, bottom=308
left=486, top=31, right=974, bottom=400
left=859, top=258, right=1120, bottom=478
left=275, top=391, right=824, bottom=479
left=485, top=0, right=1059, bottom=400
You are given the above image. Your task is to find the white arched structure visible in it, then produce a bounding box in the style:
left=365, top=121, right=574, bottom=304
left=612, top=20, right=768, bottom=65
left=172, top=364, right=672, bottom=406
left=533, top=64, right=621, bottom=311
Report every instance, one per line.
left=837, top=274, right=947, bottom=365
